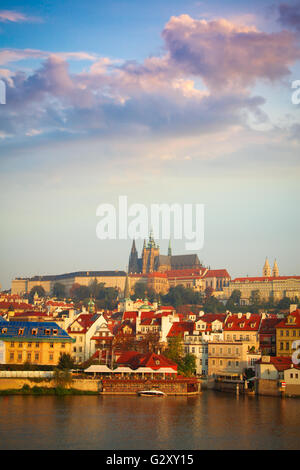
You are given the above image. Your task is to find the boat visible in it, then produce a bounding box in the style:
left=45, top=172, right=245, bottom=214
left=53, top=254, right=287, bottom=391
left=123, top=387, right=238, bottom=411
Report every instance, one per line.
left=137, top=390, right=166, bottom=397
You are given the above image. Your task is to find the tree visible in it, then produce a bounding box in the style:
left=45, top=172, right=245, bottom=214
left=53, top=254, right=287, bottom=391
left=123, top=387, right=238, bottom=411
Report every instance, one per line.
left=138, top=332, right=160, bottom=354
left=53, top=368, right=73, bottom=389
left=205, top=286, right=214, bottom=299
left=179, top=354, right=196, bottom=377
left=29, top=285, right=46, bottom=303
left=132, top=282, right=147, bottom=300
left=57, top=353, right=75, bottom=370
left=203, top=296, right=224, bottom=313
left=250, top=290, right=260, bottom=305
left=277, top=297, right=292, bottom=310
left=71, top=285, right=90, bottom=302
left=164, top=336, right=184, bottom=364
left=230, top=289, right=242, bottom=305
left=52, top=282, right=66, bottom=300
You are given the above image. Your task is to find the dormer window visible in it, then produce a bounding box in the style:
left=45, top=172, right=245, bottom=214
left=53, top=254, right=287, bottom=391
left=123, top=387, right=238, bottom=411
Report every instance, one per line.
left=32, top=328, right=38, bottom=336
left=250, top=323, right=256, bottom=328
left=18, top=328, right=24, bottom=336
left=239, top=323, right=245, bottom=328
left=45, top=329, right=51, bottom=336
left=228, top=323, right=233, bottom=328
left=2, top=328, right=7, bottom=334
left=53, top=329, right=58, bottom=336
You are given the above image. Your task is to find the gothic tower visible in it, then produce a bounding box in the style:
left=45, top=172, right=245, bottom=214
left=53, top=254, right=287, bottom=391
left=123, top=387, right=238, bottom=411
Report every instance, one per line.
left=262, top=257, right=271, bottom=277
left=128, top=239, right=139, bottom=273
left=168, top=239, right=172, bottom=257
left=272, top=259, right=279, bottom=277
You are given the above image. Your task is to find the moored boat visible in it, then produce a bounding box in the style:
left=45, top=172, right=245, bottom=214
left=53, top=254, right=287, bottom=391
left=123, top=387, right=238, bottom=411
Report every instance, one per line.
left=137, top=390, right=166, bottom=397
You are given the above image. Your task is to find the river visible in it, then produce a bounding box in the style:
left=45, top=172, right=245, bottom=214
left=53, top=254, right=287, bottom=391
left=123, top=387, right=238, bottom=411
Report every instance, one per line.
left=0, top=391, right=299, bottom=450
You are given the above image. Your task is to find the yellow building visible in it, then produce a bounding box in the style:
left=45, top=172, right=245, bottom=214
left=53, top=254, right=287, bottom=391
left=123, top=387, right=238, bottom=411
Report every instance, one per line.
left=0, top=321, right=74, bottom=366
left=276, top=308, right=300, bottom=357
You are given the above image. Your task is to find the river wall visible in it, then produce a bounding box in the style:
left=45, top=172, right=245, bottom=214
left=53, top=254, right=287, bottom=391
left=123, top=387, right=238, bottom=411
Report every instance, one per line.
left=0, top=378, right=101, bottom=392
left=101, top=378, right=200, bottom=395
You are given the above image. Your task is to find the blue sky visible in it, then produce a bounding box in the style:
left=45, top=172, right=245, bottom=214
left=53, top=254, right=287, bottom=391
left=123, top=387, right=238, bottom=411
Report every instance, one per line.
left=0, top=0, right=300, bottom=289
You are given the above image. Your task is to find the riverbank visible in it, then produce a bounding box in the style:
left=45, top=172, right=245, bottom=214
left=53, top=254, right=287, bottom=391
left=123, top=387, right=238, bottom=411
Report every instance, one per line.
left=0, top=385, right=98, bottom=396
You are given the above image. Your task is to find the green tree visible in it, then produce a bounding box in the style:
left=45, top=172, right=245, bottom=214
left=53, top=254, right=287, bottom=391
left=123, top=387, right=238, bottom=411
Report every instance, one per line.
left=164, top=336, right=184, bottom=364
left=71, top=285, right=90, bottom=302
left=29, top=285, right=46, bottom=303
left=57, top=352, right=75, bottom=370
left=277, top=297, right=292, bottom=310
left=52, top=282, right=66, bottom=300
left=179, top=353, right=196, bottom=377
left=53, top=368, right=73, bottom=389
left=250, top=290, right=260, bottom=305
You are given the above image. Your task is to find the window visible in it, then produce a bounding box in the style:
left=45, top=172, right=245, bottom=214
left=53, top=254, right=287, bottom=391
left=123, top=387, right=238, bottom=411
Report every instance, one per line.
left=2, top=328, right=7, bottom=333
left=17, top=353, right=22, bottom=362
left=290, top=373, right=293, bottom=378
left=53, top=329, right=58, bottom=336
left=34, top=353, right=39, bottom=361
left=45, top=329, right=51, bottom=336
left=286, top=342, right=289, bottom=350
left=18, top=328, right=24, bottom=336
left=35, top=343, right=40, bottom=348
left=50, top=343, right=54, bottom=348
left=27, top=353, right=31, bottom=361
left=32, top=329, right=38, bottom=335
left=49, top=354, right=54, bottom=362
left=27, top=342, right=32, bottom=348
left=10, top=352, right=14, bottom=360
left=10, top=342, right=14, bottom=347
left=18, top=343, right=22, bottom=348
left=280, top=342, right=284, bottom=350
left=61, top=343, right=65, bottom=348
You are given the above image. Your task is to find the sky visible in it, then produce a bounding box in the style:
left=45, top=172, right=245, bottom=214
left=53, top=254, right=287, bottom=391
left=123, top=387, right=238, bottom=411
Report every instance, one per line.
left=0, top=0, right=300, bottom=290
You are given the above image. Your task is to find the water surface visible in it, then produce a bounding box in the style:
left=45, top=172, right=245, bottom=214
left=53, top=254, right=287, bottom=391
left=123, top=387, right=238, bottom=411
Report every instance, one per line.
left=0, top=391, right=299, bottom=449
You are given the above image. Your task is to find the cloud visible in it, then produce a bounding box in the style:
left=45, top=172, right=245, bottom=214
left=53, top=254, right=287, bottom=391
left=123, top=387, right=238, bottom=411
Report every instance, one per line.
left=0, top=48, right=98, bottom=66
left=0, top=13, right=300, bottom=152
left=161, top=14, right=300, bottom=91
left=278, top=2, right=300, bottom=32
left=0, top=10, right=41, bottom=23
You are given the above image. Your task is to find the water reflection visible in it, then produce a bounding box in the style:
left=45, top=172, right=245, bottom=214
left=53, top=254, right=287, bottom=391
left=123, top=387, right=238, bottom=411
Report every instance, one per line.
left=0, top=392, right=299, bottom=449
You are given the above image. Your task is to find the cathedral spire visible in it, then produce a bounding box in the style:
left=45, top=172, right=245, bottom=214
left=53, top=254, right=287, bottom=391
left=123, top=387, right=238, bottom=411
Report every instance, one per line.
left=263, top=257, right=271, bottom=277
left=168, top=239, right=172, bottom=257
left=128, top=239, right=139, bottom=273
left=124, top=272, right=130, bottom=299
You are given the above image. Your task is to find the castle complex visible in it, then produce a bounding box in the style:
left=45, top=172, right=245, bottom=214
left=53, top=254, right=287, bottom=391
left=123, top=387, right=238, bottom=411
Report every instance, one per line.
left=128, top=232, right=202, bottom=274
left=221, top=258, right=300, bottom=304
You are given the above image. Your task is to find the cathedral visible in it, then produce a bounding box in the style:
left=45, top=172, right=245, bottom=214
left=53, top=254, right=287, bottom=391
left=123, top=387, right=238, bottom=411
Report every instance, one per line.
left=128, top=232, right=202, bottom=274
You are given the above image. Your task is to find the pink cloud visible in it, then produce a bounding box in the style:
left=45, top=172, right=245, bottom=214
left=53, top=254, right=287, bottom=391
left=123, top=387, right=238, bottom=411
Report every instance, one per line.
left=0, top=10, right=41, bottom=23
left=162, top=14, right=300, bottom=91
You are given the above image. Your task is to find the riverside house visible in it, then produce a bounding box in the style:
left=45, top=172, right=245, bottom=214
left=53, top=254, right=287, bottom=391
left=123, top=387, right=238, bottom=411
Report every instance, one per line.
left=0, top=321, right=74, bottom=366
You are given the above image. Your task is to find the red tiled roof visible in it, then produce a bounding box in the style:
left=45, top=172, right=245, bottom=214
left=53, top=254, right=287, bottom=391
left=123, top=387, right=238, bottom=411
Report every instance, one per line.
left=117, top=351, right=177, bottom=371
left=224, top=314, right=261, bottom=331
left=259, top=317, right=282, bottom=334
left=166, top=268, right=205, bottom=278
left=233, top=276, right=300, bottom=282
left=257, top=356, right=300, bottom=371
left=275, top=310, right=300, bottom=329
left=204, top=269, right=230, bottom=278
left=167, top=321, right=194, bottom=338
